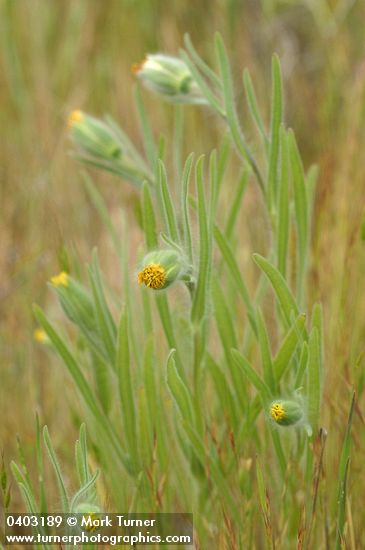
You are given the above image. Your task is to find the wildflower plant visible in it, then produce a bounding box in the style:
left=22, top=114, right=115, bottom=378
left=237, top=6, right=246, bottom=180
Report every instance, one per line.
left=12, top=33, right=356, bottom=548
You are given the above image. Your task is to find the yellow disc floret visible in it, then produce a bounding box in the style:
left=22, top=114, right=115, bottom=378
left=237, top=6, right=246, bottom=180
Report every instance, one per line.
left=138, top=263, right=166, bottom=289
left=270, top=402, right=285, bottom=422
left=34, top=328, right=47, bottom=343
left=50, top=271, right=69, bottom=287
left=131, top=59, right=146, bottom=75
left=68, top=109, right=84, bottom=128
left=82, top=512, right=101, bottom=533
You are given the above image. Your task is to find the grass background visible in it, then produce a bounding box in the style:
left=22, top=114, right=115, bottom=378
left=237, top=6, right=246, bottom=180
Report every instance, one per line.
left=1, top=0, right=365, bottom=542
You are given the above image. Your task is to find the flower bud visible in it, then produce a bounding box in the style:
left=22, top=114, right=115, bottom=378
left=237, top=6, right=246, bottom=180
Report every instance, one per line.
left=74, top=503, right=101, bottom=515
left=132, top=54, right=206, bottom=105
left=49, top=272, right=96, bottom=333
left=73, top=503, right=101, bottom=533
left=137, top=249, right=184, bottom=290
left=33, top=328, right=50, bottom=345
left=68, top=110, right=123, bottom=160
left=67, top=110, right=152, bottom=187
left=269, top=399, right=303, bottom=427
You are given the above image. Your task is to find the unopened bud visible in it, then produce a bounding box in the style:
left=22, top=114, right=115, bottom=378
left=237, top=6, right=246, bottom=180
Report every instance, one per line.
left=33, top=328, right=50, bottom=345
left=74, top=503, right=101, bottom=515
left=49, top=272, right=96, bottom=332
left=133, top=54, right=206, bottom=105
left=68, top=110, right=122, bottom=160
left=74, top=503, right=101, bottom=533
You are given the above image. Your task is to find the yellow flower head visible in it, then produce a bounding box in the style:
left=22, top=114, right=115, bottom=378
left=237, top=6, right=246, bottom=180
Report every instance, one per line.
left=82, top=512, right=101, bottom=533
left=270, top=402, right=285, bottom=422
left=68, top=110, right=84, bottom=128
left=138, top=263, right=166, bottom=289
left=50, top=271, right=69, bottom=287
left=34, top=328, right=47, bottom=344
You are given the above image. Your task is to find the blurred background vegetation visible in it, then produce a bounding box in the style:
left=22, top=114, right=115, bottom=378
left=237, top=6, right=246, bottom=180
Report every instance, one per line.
left=1, top=0, right=365, bottom=524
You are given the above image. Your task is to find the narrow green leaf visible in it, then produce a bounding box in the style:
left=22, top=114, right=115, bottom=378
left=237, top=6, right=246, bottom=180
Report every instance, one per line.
left=243, top=69, right=269, bottom=150
left=155, top=294, right=177, bottom=352
left=33, top=306, right=102, bottom=420
left=143, top=337, right=158, bottom=425
left=35, top=414, right=47, bottom=513
left=224, top=168, right=249, bottom=240
left=191, top=156, right=211, bottom=325
left=134, top=84, right=157, bottom=166
left=208, top=150, right=219, bottom=224
left=306, top=164, right=319, bottom=226
left=206, top=354, right=238, bottom=431
left=252, top=253, right=300, bottom=326
left=295, top=341, right=309, bottom=388
left=256, top=309, right=276, bottom=392
left=116, top=307, right=139, bottom=468
left=79, top=424, right=89, bottom=476
left=273, top=314, right=306, bottom=380
left=184, top=34, right=223, bottom=91
left=142, top=182, right=158, bottom=250
left=336, top=393, right=355, bottom=550
left=173, top=105, right=184, bottom=182
left=216, top=135, right=231, bottom=196
left=180, top=153, right=194, bottom=262
left=211, top=277, right=246, bottom=409
left=271, top=430, right=287, bottom=479
left=214, top=225, right=257, bottom=335
left=157, top=159, right=180, bottom=243
left=92, top=352, right=111, bottom=414
left=231, top=349, right=271, bottom=403
left=9, top=463, right=49, bottom=548
left=307, top=327, right=321, bottom=434
left=277, top=126, right=290, bottom=277
left=311, top=302, right=324, bottom=377
left=180, top=44, right=225, bottom=117
left=288, top=129, right=308, bottom=307
left=70, top=470, right=99, bottom=512
left=215, top=32, right=264, bottom=193
left=138, top=386, right=153, bottom=469
left=143, top=338, right=168, bottom=470
left=10, top=462, right=38, bottom=513
left=267, top=54, right=283, bottom=209
left=75, top=425, right=89, bottom=487
left=337, top=392, right=355, bottom=501
left=211, top=277, right=237, bottom=356
left=88, top=250, right=117, bottom=367
left=166, top=350, right=194, bottom=426
left=81, top=171, right=122, bottom=257
left=336, top=458, right=350, bottom=550
left=43, top=426, right=69, bottom=512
